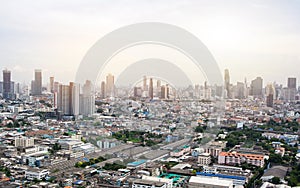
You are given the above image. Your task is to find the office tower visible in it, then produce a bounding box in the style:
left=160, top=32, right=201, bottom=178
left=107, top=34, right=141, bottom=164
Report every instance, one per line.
left=203, top=81, right=211, bottom=100
left=156, top=80, right=161, bottom=97
left=161, top=85, right=166, bottom=99
left=166, top=84, right=170, bottom=99
left=106, top=73, right=114, bottom=97
left=224, top=69, right=231, bottom=98
left=53, top=81, right=59, bottom=93
left=0, top=82, right=3, bottom=94
left=288, top=78, right=297, bottom=89
left=282, top=87, right=296, bottom=101
left=50, top=77, right=54, bottom=93
left=58, top=84, right=70, bottom=115
left=283, top=77, right=297, bottom=101
left=149, top=78, right=154, bottom=99
left=15, top=83, right=20, bottom=95
left=244, top=78, right=249, bottom=98
left=3, top=69, right=12, bottom=99
left=194, top=84, right=200, bottom=99
left=31, top=69, right=42, bottom=96
left=157, top=80, right=161, bottom=89
left=236, top=82, right=245, bottom=99
left=69, top=82, right=79, bottom=116
left=266, top=84, right=276, bottom=107
left=143, top=76, right=148, bottom=91
left=57, top=82, right=79, bottom=116
left=10, top=81, right=15, bottom=95
left=101, top=81, right=106, bottom=99
left=250, top=77, right=263, bottom=97
left=134, top=86, right=142, bottom=97
left=80, top=80, right=94, bottom=116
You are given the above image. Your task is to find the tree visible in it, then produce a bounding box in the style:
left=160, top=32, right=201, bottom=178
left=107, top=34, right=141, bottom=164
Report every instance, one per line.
left=271, top=177, right=281, bottom=184
left=269, top=153, right=282, bottom=164
left=195, top=126, right=204, bottom=133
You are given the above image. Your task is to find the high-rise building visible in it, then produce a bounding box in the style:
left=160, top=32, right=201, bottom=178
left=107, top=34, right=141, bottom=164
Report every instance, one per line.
left=3, top=69, right=12, bottom=99
left=284, top=77, right=297, bottom=101
left=134, top=86, right=142, bottom=97
left=224, top=69, right=231, bottom=98
left=235, top=82, right=245, bottom=99
left=53, top=81, right=59, bottom=93
left=250, top=77, right=263, bottom=98
left=80, top=80, right=94, bottom=116
left=161, top=85, right=166, bottom=99
left=106, top=73, right=114, bottom=97
left=282, top=87, right=296, bottom=101
left=288, top=77, right=297, bottom=89
left=31, top=69, right=42, bottom=96
left=58, top=84, right=70, bottom=115
left=266, top=84, right=276, bottom=107
left=50, top=77, right=54, bottom=93
left=149, top=78, right=153, bottom=99
left=156, top=80, right=161, bottom=89
left=166, top=84, right=170, bottom=99
left=143, top=76, right=148, bottom=91
left=0, top=81, right=3, bottom=94
left=69, top=82, right=79, bottom=116
left=266, top=94, right=274, bottom=107
left=57, top=82, right=79, bottom=116
left=101, top=81, right=106, bottom=99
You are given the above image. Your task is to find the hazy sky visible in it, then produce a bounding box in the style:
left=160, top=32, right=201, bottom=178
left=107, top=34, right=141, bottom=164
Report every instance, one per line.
left=0, top=0, right=300, bottom=87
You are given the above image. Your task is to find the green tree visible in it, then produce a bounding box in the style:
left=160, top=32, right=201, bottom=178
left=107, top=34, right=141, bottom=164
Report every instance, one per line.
left=271, top=177, right=281, bottom=184
left=195, top=126, right=204, bottom=133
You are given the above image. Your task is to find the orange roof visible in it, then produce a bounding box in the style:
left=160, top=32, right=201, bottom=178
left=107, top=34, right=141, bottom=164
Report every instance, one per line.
left=219, top=152, right=264, bottom=160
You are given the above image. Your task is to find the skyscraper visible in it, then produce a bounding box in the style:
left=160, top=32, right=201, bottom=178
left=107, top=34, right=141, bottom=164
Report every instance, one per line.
left=3, top=69, right=11, bottom=99
left=285, top=77, right=297, bottom=101
left=106, top=73, right=114, bottom=97
left=80, top=80, right=94, bottom=116
left=57, top=82, right=79, bottom=116
left=101, top=81, right=106, bottom=99
left=31, top=69, right=42, bottom=96
left=224, top=69, right=231, bottom=98
left=69, top=82, right=79, bottom=116
left=266, top=84, right=276, bottom=107
left=161, top=85, right=166, bottom=99
left=287, top=77, right=297, bottom=89
left=235, top=82, right=245, bottom=99
left=149, top=78, right=154, bottom=99
left=143, top=76, right=148, bottom=91
left=50, top=76, right=54, bottom=93
left=134, top=86, right=142, bottom=97
left=250, top=77, right=263, bottom=98
left=57, top=84, right=70, bottom=115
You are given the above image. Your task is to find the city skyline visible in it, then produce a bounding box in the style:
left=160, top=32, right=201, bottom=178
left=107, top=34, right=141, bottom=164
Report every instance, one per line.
left=0, top=1, right=300, bottom=85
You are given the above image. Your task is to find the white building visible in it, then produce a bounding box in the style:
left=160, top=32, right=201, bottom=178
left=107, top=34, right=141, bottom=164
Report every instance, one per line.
left=188, top=176, right=234, bottom=188
left=198, top=153, right=211, bottom=166
left=79, top=80, right=95, bottom=116
left=132, top=176, right=173, bottom=188
left=15, top=137, right=35, bottom=147
left=97, top=139, right=119, bottom=149
left=25, top=169, right=49, bottom=180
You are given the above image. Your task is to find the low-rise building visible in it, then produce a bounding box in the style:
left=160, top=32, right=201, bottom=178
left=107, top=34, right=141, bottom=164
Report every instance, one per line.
left=25, top=169, right=49, bottom=180
left=218, top=151, right=267, bottom=167
left=132, top=176, right=173, bottom=188
left=204, top=141, right=226, bottom=158
left=15, top=137, right=35, bottom=147
left=188, top=176, right=234, bottom=188
left=198, top=153, right=211, bottom=166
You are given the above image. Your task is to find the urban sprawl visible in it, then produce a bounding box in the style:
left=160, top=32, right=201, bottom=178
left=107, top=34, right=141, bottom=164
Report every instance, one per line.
left=0, top=69, right=300, bottom=188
